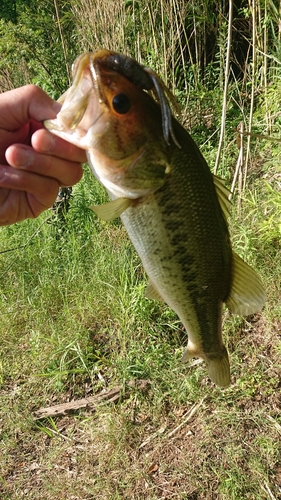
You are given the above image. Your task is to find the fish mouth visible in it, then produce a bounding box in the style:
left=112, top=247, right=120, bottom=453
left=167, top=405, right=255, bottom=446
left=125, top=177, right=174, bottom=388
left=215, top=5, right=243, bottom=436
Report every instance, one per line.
left=44, top=53, right=109, bottom=150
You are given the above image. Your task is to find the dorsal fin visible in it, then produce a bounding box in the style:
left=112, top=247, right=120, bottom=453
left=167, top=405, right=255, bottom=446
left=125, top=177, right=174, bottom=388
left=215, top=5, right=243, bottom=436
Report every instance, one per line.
left=213, top=175, right=232, bottom=220
left=226, top=252, right=266, bottom=316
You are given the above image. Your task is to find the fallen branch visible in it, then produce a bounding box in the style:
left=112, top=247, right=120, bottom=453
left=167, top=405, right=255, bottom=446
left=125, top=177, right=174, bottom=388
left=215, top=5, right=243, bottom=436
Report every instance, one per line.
left=33, top=379, right=150, bottom=420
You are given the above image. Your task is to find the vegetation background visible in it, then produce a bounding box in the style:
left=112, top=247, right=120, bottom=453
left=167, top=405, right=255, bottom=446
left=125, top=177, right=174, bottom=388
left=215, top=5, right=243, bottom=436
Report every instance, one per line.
left=0, top=0, right=280, bottom=499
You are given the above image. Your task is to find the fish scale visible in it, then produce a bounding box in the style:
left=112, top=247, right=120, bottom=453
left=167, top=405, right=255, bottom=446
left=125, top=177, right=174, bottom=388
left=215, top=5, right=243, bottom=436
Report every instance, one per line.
left=44, top=49, right=266, bottom=387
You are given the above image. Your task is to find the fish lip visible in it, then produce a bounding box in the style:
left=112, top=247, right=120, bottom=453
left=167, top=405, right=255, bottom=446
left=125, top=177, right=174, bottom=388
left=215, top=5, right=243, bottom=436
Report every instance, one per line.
left=44, top=109, right=107, bottom=150
left=44, top=55, right=108, bottom=147
left=88, top=53, right=106, bottom=104
left=44, top=53, right=104, bottom=137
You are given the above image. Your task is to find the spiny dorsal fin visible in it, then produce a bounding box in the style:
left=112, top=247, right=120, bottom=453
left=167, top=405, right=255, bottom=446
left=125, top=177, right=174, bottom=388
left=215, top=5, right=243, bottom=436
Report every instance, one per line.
left=213, top=175, right=232, bottom=220
left=226, top=252, right=266, bottom=316
left=90, top=197, right=133, bottom=221
left=145, top=281, right=164, bottom=302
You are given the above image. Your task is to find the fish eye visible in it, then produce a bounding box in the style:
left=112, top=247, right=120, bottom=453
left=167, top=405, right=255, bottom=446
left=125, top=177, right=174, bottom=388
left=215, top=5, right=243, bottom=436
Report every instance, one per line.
left=112, top=93, right=131, bottom=114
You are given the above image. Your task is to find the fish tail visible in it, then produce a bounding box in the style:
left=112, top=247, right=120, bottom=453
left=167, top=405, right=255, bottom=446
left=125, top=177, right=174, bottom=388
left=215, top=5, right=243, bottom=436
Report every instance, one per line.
left=182, top=344, right=230, bottom=387
left=205, top=346, right=230, bottom=388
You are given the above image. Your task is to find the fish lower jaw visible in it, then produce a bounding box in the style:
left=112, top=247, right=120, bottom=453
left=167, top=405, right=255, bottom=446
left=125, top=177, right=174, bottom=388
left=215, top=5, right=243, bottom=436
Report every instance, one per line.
left=44, top=121, right=91, bottom=150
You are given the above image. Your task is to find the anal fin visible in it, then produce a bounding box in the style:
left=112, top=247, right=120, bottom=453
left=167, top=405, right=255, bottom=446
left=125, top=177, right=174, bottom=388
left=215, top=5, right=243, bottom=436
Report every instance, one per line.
left=145, top=281, right=164, bottom=302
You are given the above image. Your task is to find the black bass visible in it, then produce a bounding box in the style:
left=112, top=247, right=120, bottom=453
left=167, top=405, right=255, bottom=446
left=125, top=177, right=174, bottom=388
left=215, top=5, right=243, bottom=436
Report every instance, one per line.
left=45, top=50, right=266, bottom=387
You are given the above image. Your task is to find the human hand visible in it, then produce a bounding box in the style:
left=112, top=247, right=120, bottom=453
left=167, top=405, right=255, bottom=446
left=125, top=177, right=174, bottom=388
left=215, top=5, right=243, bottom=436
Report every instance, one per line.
left=0, top=84, right=86, bottom=225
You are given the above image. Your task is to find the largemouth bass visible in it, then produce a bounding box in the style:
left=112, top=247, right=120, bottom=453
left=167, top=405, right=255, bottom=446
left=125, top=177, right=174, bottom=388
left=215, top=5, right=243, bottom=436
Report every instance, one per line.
left=45, top=50, right=266, bottom=387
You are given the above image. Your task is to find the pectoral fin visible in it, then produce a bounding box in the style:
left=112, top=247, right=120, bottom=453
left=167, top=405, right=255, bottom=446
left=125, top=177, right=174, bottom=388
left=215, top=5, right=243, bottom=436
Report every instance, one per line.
left=226, top=252, right=266, bottom=316
left=90, top=197, right=133, bottom=221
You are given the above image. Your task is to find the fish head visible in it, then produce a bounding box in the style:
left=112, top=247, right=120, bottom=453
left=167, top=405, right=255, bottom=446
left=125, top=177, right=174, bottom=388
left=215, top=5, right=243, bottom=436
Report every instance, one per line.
left=45, top=51, right=172, bottom=198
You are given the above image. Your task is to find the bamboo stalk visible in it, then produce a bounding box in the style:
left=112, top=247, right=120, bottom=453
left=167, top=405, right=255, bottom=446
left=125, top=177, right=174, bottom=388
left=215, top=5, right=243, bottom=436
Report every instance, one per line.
left=172, top=0, right=188, bottom=92
left=147, top=2, right=158, bottom=65
left=161, top=0, right=168, bottom=84
left=238, top=125, right=244, bottom=213
left=214, top=0, right=233, bottom=175
left=230, top=122, right=244, bottom=204
left=191, top=0, right=199, bottom=70
left=244, top=0, right=257, bottom=190
left=263, top=0, right=270, bottom=132
left=53, top=0, right=71, bottom=85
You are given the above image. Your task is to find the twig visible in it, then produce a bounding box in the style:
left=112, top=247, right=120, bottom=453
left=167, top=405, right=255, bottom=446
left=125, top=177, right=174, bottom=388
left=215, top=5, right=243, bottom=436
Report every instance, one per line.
left=267, top=415, right=281, bottom=434
left=261, top=481, right=277, bottom=500
left=256, top=48, right=281, bottom=65
left=167, top=398, right=205, bottom=438
left=41, top=426, right=72, bottom=441
left=139, top=397, right=205, bottom=449
left=34, top=387, right=121, bottom=419
left=229, top=122, right=244, bottom=202
left=240, top=131, right=281, bottom=143
left=139, top=426, right=167, bottom=449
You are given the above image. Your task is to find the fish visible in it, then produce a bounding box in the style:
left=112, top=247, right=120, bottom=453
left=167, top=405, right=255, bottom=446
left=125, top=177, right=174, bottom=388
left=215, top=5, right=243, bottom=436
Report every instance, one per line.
left=44, top=49, right=266, bottom=387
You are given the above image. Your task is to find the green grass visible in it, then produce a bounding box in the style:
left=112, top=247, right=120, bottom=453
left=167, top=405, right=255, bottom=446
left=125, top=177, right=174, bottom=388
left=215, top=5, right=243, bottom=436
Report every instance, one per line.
left=0, top=165, right=280, bottom=500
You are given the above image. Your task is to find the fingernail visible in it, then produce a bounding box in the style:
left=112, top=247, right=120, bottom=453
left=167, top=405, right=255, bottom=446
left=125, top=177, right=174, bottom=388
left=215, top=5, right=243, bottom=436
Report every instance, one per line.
left=40, top=132, right=55, bottom=153
left=14, top=146, right=30, bottom=167
left=52, top=100, right=62, bottom=114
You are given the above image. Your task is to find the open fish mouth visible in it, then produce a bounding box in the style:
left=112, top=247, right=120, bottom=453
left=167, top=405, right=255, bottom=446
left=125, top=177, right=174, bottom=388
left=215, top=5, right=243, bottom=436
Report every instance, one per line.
left=44, top=53, right=109, bottom=149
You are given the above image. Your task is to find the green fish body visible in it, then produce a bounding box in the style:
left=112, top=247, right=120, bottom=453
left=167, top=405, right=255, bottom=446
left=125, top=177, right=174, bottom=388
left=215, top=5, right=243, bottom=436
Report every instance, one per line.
left=44, top=50, right=266, bottom=387
left=120, top=121, right=232, bottom=386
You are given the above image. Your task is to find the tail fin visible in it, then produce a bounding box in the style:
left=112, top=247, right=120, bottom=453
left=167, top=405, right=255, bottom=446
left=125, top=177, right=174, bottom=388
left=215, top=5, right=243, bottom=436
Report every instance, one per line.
left=182, top=344, right=230, bottom=388
left=205, top=346, right=230, bottom=387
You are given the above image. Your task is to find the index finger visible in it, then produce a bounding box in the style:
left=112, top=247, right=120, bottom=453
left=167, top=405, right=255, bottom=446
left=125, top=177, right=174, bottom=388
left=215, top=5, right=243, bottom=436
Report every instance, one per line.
left=31, top=128, right=87, bottom=164
left=0, top=85, right=61, bottom=131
